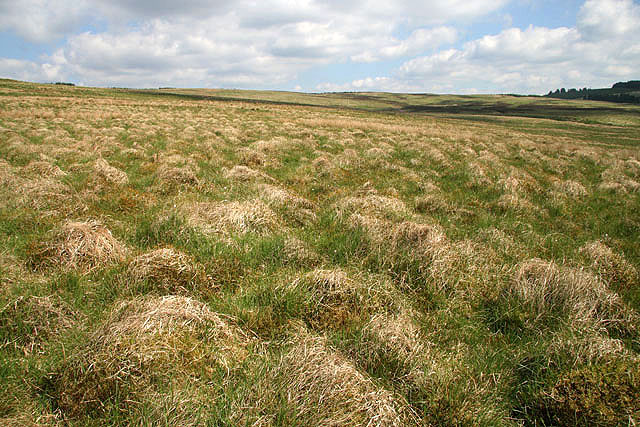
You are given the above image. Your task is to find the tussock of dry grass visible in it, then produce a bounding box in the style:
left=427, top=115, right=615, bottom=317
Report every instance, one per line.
left=337, top=194, right=408, bottom=220
left=224, top=165, right=273, bottom=182
left=185, top=199, right=279, bottom=235
left=245, top=329, right=417, bottom=426
left=496, top=193, right=540, bottom=214
left=283, top=237, right=321, bottom=265
left=24, top=161, right=67, bottom=178
left=553, top=179, right=588, bottom=197
left=127, top=248, right=206, bottom=293
left=19, top=177, right=72, bottom=209
left=94, top=158, right=128, bottom=185
left=513, top=259, right=637, bottom=333
left=29, top=220, right=127, bottom=271
left=238, top=147, right=267, bottom=166
left=599, top=165, right=640, bottom=193
left=54, top=295, right=249, bottom=417
left=0, top=295, right=81, bottom=354
left=311, top=155, right=333, bottom=176
left=580, top=241, right=638, bottom=289
left=156, top=163, right=199, bottom=186
left=257, top=183, right=317, bottom=225
left=360, top=310, right=426, bottom=375
left=498, top=169, right=541, bottom=195
left=287, top=269, right=392, bottom=327
left=414, top=193, right=449, bottom=214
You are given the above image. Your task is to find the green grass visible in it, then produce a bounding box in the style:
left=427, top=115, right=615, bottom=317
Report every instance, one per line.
left=1, top=78, right=639, bottom=426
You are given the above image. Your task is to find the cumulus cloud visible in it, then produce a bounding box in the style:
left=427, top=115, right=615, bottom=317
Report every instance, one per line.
left=0, top=0, right=89, bottom=43
left=337, top=0, right=640, bottom=94
left=0, top=0, right=507, bottom=87
left=2, top=0, right=638, bottom=93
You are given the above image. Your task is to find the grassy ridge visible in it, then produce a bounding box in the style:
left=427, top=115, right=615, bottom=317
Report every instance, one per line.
left=1, top=79, right=639, bottom=425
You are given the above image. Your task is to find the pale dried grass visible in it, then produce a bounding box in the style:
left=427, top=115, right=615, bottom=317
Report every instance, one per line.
left=156, top=163, right=199, bottom=186
left=257, top=183, right=317, bottom=225
left=30, top=220, right=127, bottom=271
left=55, top=295, right=249, bottom=417
left=414, top=194, right=449, bottom=214
left=127, top=248, right=206, bottom=293
left=282, top=237, right=321, bottom=265
left=263, top=330, right=417, bottom=426
left=513, top=259, right=637, bottom=333
left=360, top=310, right=426, bottom=374
left=579, top=241, right=638, bottom=289
left=337, top=194, right=408, bottom=219
left=24, top=161, right=67, bottom=178
left=286, top=269, right=392, bottom=328
left=94, top=158, right=128, bottom=185
left=553, top=179, right=588, bottom=197
left=186, top=199, right=279, bottom=235
left=224, top=165, right=273, bottom=182
left=496, top=193, right=540, bottom=214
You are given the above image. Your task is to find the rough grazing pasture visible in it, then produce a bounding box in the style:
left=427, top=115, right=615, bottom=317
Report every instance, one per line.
left=1, top=78, right=639, bottom=426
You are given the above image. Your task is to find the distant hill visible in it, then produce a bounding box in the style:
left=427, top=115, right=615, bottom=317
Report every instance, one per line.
left=544, top=80, right=640, bottom=104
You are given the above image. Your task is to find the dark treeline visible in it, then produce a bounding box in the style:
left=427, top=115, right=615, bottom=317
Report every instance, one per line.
left=545, top=81, right=640, bottom=104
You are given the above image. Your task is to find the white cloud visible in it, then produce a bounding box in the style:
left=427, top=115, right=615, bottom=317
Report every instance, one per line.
left=0, top=0, right=89, bottom=43
left=351, top=27, right=458, bottom=62
left=387, top=0, right=640, bottom=93
left=0, top=58, right=62, bottom=82
left=0, top=0, right=509, bottom=87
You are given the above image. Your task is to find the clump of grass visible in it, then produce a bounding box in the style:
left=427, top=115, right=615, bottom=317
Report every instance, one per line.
left=358, top=309, right=426, bottom=382
left=580, top=241, right=638, bottom=289
left=414, top=194, right=449, bottom=214
left=185, top=199, right=280, bottom=235
left=282, top=237, right=321, bottom=266
left=28, top=220, right=127, bottom=272
left=512, top=259, right=636, bottom=334
left=285, top=269, right=392, bottom=328
left=156, top=162, right=199, bottom=187
left=224, top=165, right=273, bottom=182
left=127, top=247, right=207, bottom=294
left=553, top=179, right=588, bottom=198
left=24, top=160, right=67, bottom=178
left=94, top=158, right=129, bottom=185
left=529, top=360, right=640, bottom=426
left=52, top=295, right=249, bottom=418
left=0, top=294, right=81, bottom=354
left=258, top=183, right=317, bottom=226
left=240, top=328, right=417, bottom=426
left=337, top=194, right=408, bottom=220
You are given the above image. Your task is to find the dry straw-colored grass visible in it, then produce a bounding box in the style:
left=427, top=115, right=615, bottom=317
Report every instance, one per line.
left=186, top=199, right=279, bottom=235
left=257, top=183, right=317, bottom=225
left=337, top=194, right=408, bottom=220
left=94, top=158, right=128, bottom=185
left=286, top=269, right=392, bottom=328
left=224, top=165, right=273, bottom=182
left=29, top=220, right=126, bottom=271
left=156, top=162, right=199, bottom=186
left=54, top=295, right=249, bottom=417
left=553, top=179, right=588, bottom=198
left=512, top=259, right=637, bottom=334
left=244, top=329, right=417, bottom=426
left=282, top=237, right=321, bottom=265
left=580, top=241, right=638, bottom=289
left=127, top=248, right=206, bottom=293
left=24, top=160, right=67, bottom=178
left=360, top=310, right=426, bottom=376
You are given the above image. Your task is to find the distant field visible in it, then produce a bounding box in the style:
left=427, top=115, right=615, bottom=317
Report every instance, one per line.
left=1, top=78, right=639, bottom=425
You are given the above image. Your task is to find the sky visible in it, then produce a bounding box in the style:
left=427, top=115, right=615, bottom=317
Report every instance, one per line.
left=0, top=0, right=638, bottom=94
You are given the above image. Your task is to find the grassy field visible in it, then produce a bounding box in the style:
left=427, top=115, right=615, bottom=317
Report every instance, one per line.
left=1, top=78, right=639, bottom=426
